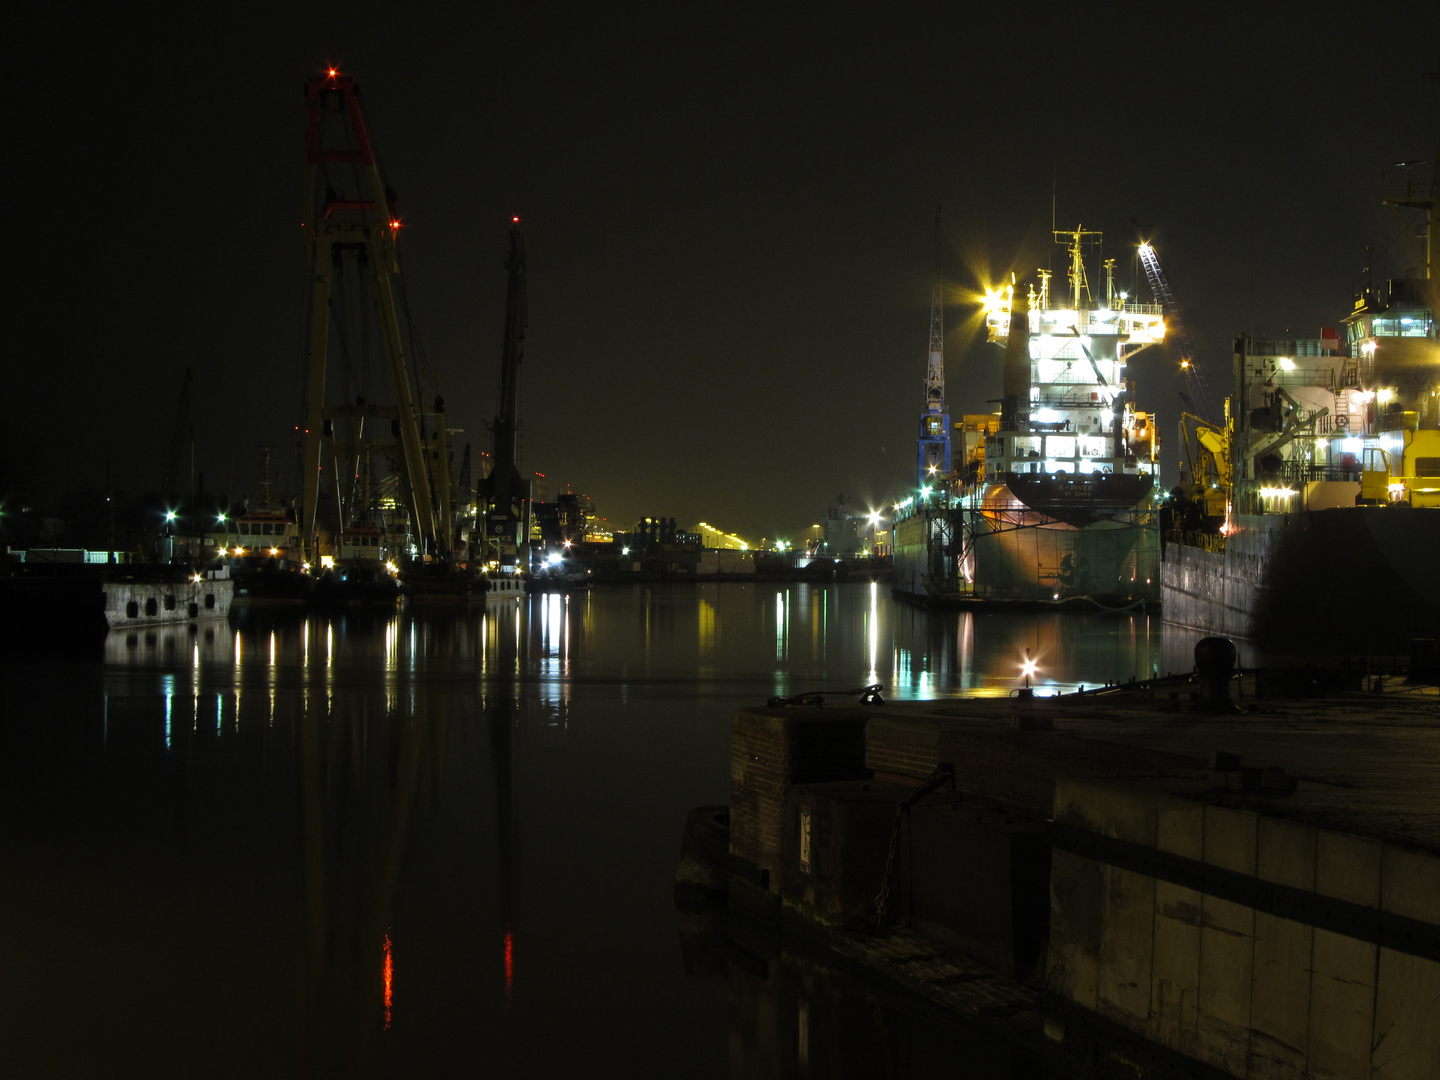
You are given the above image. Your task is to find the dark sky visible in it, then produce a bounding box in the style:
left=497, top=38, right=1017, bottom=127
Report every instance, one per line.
left=5, top=3, right=1437, bottom=541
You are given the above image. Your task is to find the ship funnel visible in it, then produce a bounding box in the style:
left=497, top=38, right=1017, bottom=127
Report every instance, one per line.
left=1001, top=288, right=1030, bottom=426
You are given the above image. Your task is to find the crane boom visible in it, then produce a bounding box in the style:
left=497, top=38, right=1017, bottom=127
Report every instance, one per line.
left=1134, top=235, right=1218, bottom=421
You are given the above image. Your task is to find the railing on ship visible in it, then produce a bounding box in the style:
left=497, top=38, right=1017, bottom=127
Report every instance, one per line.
left=1276, top=462, right=1362, bottom=484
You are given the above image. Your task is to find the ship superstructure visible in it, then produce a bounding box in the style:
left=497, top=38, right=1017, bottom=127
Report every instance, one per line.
left=894, top=225, right=1165, bottom=606
left=980, top=226, right=1164, bottom=520
left=1161, top=161, right=1440, bottom=652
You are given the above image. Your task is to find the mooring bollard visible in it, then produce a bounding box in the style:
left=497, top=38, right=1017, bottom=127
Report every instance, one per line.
left=1193, top=636, right=1240, bottom=714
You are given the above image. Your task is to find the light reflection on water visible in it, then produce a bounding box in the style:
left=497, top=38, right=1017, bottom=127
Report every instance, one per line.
left=2, top=583, right=1166, bottom=1077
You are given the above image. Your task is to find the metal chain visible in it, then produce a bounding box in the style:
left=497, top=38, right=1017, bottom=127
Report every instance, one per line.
left=872, top=762, right=955, bottom=934
left=873, top=804, right=906, bottom=933
left=767, top=683, right=884, bottom=708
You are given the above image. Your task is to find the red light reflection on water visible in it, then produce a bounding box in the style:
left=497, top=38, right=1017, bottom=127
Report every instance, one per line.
left=383, top=933, right=394, bottom=1029
left=504, top=930, right=514, bottom=1004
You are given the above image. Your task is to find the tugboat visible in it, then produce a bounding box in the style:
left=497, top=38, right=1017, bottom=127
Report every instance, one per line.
left=894, top=223, right=1165, bottom=606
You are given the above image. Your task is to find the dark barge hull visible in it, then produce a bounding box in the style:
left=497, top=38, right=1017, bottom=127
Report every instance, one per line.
left=1161, top=506, right=1440, bottom=652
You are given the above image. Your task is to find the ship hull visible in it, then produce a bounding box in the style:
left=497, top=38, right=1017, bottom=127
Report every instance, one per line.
left=893, top=485, right=1159, bottom=607
left=1161, top=506, right=1440, bottom=653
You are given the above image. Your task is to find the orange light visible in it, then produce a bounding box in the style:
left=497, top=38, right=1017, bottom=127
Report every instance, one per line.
left=383, top=933, right=393, bottom=1029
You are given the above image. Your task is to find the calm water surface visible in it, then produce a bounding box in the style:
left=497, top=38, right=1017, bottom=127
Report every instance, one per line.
left=0, top=583, right=1164, bottom=1077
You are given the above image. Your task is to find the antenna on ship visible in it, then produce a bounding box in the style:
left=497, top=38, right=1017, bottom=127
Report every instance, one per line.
left=916, top=207, right=951, bottom=489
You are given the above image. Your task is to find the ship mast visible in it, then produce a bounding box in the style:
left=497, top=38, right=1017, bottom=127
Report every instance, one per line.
left=1055, top=225, right=1102, bottom=308
left=916, top=207, right=951, bottom=488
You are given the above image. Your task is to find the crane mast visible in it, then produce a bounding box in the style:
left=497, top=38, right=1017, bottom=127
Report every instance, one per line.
left=916, top=207, right=951, bottom=488
left=480, top=219, right=532, bottom=568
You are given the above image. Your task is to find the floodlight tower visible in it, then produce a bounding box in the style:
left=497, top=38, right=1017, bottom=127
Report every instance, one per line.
left=916, top=207, right=951, bottom=489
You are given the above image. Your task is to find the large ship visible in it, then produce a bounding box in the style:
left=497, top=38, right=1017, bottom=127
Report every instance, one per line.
left=1161, top=165, right=1440, bottom=654
left=894, top=224, right=1165, bottom=607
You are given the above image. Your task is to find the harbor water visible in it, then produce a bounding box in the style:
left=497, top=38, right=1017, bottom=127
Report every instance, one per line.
left=0, top=582, right=1166, bottom=1077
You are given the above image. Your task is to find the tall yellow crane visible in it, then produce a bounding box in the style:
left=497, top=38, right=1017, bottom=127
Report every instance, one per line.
left=299, top=70, right=441, bottom=562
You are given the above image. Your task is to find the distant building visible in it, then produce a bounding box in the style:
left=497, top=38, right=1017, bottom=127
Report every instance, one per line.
left=696, top=522, right=750, bottom=550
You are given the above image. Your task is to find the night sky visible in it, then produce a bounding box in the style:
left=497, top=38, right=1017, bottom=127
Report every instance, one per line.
left=5, top=4, right=1437, bottom=542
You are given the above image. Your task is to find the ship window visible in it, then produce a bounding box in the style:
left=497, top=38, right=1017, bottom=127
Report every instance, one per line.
left=1013, top=436, right=1041, bottom=456
left=1416, top=458, right=1440, bottom=477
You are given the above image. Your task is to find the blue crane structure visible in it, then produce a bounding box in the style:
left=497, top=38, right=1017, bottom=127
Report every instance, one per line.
left=916, top=207, right=951, bottom=489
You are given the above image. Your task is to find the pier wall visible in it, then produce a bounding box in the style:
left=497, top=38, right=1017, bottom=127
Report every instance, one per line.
left=730, top=709, right=870, bottom=890
left=1047, top=777, right=1440, bottom=1080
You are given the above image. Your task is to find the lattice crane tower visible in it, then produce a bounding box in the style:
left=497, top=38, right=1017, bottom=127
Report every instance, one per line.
left=916, top=207, right=951, bottom=489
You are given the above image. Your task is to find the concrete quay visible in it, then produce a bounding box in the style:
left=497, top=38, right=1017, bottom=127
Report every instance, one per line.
left=722, top=677, right=1440, bottom=1079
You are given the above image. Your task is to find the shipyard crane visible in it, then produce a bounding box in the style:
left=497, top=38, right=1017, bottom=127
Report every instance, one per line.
left=479, top=218, right=532, bottom=568
left=916, top=207, right=951, bottom=489
left=1132, top=225, right=1219, bottom=421
left=299, top=69, right=439, bottom=562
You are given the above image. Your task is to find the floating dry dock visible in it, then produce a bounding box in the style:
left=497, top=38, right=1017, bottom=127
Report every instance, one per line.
left=714, top=675, right=1440, bottom=1079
